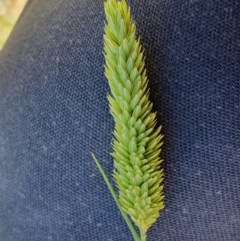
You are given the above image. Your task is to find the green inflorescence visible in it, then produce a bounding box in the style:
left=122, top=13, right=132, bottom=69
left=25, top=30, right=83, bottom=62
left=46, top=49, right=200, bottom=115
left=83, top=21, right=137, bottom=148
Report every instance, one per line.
left=92, top=0, right=164, bottom=240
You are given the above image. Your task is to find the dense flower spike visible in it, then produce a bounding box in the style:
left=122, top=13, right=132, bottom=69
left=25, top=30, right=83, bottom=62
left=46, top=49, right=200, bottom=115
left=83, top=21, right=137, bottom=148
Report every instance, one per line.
left=104, top=0, right=164, bottom=238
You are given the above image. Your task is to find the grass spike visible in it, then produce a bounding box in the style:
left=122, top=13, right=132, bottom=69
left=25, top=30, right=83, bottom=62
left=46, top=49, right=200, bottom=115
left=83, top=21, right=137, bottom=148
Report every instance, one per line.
left=92, top=0, right=164, bottom=240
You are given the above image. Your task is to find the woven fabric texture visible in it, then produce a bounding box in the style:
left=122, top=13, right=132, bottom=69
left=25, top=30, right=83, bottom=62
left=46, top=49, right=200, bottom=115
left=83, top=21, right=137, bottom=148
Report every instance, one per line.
left=0, top=0, right=239, bottom=240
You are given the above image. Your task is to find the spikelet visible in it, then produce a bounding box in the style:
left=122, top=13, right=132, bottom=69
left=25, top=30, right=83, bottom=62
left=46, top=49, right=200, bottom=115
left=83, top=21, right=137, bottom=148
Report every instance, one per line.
left=103, top=0, right=164, bottom=239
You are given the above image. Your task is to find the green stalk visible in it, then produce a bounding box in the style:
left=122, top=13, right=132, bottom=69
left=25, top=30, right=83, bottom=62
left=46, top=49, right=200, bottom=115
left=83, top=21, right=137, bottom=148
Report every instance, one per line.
left=140, top=229, right=147, bottom=241
left=91, top=153, right=141, bottom=241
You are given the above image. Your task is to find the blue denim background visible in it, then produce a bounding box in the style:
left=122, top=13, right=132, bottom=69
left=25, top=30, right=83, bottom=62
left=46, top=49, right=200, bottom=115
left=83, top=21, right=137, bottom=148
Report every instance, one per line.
left=0, top=0, right=239, bottom=240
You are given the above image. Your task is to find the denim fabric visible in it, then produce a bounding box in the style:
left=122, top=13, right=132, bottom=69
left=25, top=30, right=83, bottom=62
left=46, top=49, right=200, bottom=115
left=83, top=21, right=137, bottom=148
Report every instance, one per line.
left=0, top=0, right=239, bottom=240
